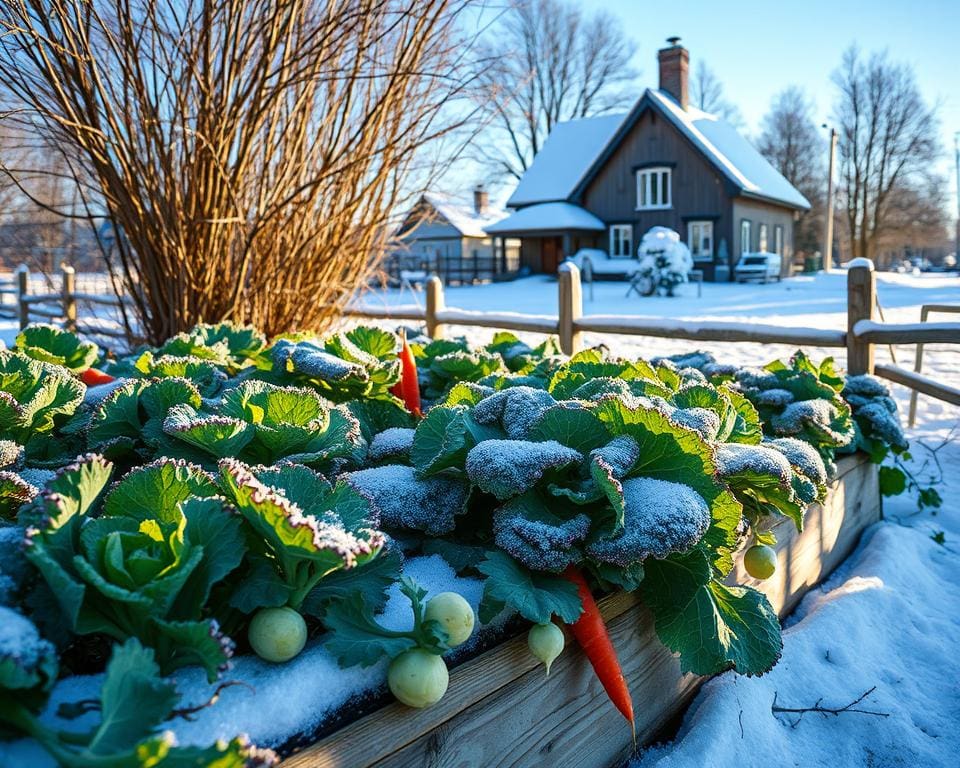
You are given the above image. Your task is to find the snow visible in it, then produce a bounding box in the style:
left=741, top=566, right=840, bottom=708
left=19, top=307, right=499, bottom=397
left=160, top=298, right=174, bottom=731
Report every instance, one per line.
left=464, top=439, right=582, bottom=500
left=568, top=248, right=641, bottom=276
left=632, top=420, right=960, bottom=768
left=367, top=427, right=415, bottom=462
left=502, top=89, right=807, bottom=211
left=485, top=202, right=606, bottom=233
left=506, top=113, right=627, bottom=207
left=648, top=89, right=809, bottom=210
left=586, top=476, right=710, bottom=566
left=421, top=192, right=507, bottom=238
left=0, top=554, right=493, bottom=763
left=342, top=464, right=469, bottom=536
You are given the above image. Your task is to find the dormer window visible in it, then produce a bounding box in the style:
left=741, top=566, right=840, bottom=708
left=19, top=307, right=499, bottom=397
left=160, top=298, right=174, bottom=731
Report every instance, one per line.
left=636, top=167, right=672, bottom=210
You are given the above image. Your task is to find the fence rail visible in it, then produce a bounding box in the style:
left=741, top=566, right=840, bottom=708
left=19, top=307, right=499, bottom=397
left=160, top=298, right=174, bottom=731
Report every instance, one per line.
left=5, top=259, right=959, bottom=412
left=9, top=264, right=129, bottom=340
left=348, top=260, right=959, bottom=411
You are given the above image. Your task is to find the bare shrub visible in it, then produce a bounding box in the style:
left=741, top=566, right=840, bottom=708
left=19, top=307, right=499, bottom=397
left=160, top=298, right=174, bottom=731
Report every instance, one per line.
left=0, top=0, right=477, bottom=342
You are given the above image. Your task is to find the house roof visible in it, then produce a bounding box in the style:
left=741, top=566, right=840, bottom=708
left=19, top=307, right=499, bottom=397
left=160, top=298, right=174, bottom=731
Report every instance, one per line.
left=485, top=202, right=606, bottom=234
left=417, top=192, right=507, bottom=238
left=506, top=113, right=627, bottom=208
left=508, top=89, right=810, bottom=212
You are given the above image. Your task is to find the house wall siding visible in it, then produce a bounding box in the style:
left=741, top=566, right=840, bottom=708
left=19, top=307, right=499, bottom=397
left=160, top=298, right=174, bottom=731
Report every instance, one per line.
left=732, top=198, right=796, bottom=276
left=578, top=108, right=735, bottom=278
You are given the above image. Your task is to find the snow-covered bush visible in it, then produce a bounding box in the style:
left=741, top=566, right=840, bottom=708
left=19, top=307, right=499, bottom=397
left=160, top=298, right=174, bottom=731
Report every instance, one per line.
left=634, top=226, right=694, bottom=297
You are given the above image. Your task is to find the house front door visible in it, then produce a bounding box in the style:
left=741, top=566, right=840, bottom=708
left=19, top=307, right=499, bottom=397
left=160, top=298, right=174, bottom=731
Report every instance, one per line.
left=541, top=236, right=563, bottom=274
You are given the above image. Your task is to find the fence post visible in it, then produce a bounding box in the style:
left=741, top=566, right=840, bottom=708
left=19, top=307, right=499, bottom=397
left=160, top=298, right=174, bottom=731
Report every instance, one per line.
left=558, top=262, right=583, bottom=356
left=61, top=263, right=77, bottom=333
left=846, top=257, right=875, bottom=375
left=16, top=264, right=29, bottom=330
left=425, top=275, right=445, bottom=339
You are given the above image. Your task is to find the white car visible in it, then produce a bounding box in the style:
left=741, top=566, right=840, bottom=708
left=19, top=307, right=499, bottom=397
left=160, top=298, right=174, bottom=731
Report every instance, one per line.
left=734, top=252, right=782, bottom=283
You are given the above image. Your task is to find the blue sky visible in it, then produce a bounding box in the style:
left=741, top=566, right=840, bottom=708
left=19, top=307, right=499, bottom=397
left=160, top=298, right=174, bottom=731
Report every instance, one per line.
left=580, top=0, right=960, bottom=213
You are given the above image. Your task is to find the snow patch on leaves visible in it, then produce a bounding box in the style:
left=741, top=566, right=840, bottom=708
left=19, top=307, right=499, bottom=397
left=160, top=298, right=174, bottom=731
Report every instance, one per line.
left=465, top=439, right=582, bottom=500
left=342, top=464, right=469, bottom=535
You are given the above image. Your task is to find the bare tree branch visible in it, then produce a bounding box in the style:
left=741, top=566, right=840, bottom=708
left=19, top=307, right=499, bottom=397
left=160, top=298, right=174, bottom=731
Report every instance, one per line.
left=0, top=0, right=480, bottom=343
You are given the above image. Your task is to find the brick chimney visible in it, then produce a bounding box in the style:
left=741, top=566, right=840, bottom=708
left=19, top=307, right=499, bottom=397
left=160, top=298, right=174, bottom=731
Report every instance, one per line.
left=658, top=37, right=689, bottom=110
left=473, top=184, right=489, bottom=215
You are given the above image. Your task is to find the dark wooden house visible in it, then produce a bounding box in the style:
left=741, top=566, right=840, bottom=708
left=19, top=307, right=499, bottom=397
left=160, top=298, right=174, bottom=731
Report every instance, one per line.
left=487, top=39, right=810, bottom=281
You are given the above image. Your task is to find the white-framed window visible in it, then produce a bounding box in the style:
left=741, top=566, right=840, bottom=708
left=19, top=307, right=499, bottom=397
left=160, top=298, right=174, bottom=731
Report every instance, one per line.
left=774, top=225, right=784, bottom=255
left=609, top=224, right=633, bottom=258
left=636, top=167, right=672, bottom=210
left=758, top=223, right=769, bottom=252
left=688, top=221, right=714, bottom=261
left=740, top=219, right=752, bottom=256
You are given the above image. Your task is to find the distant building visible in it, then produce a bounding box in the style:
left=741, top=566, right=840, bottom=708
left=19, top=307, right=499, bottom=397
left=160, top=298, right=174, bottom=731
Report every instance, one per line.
left=393, top=187, right=523, bottom=283
left=487, top=39, right=810, bottom=281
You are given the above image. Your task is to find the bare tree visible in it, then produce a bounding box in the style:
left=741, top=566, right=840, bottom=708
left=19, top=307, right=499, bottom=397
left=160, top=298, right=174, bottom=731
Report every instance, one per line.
left=474, top=0, right=638, bottom=181
left=832, top=46, right=943, bottom=261
left=757, top=86, right=825, bottom=257
left=690, top=60, right=742, bottom=127
left=0, top=0, right=478, bottom=343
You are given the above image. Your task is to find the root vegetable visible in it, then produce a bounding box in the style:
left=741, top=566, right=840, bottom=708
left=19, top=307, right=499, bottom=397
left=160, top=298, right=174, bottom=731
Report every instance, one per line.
left=424, top=592, right=475, bottom=647
left=744, top=544, right=778, bottom=580
left=248, top=606, right=307, bottom=663
left=527, top=623, right=564, bottom=676
left=387, top=649, right=449, bottom=708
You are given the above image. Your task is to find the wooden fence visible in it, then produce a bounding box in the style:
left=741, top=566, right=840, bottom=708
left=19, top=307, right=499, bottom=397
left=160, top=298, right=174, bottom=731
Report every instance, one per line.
left=347, top=259, right=960, bottom=408
left=9, top=264, right=130, bottom=341
left=5, top=259, right=959, bottom=411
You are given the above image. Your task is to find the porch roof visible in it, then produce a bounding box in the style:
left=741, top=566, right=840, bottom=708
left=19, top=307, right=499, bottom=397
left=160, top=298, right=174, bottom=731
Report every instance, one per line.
left=485, top=202, right=605, bottom=234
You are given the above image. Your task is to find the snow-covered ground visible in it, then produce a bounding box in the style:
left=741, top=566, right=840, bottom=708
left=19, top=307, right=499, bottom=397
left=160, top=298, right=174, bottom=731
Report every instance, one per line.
left=357, top=267, right=960, bottom=768
left=631, top=419, right=960, bottom=768
left=2, top=269, right=958, bottom=767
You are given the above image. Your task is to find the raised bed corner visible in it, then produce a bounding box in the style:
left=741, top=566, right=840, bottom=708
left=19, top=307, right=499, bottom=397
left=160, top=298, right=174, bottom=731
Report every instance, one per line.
left=283, top=453, right=880, bottom=768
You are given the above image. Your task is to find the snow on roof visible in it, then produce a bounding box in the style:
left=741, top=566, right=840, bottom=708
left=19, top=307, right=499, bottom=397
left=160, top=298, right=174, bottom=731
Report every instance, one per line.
left=647, top=90, right=810, bottom=210
left=505, top=90, right=809, bottom=212
left=485, top=202, right=605, bottom=233
left=420, top=192, right=508, bottom=238
left=506, top=113, right=628, bottom=207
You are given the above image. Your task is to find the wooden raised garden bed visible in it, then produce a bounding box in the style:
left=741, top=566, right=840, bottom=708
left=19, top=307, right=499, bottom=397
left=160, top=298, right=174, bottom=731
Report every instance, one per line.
left=284, top=453, right=880, bottom=768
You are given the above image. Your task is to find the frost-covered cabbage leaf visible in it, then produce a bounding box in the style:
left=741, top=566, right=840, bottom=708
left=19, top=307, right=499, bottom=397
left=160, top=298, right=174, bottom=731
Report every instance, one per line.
left=126, top=350, right=228, bottom=398
left=484, top=331, right=563, bottom=377
left=219, top=459, right=386, bottom=614
left=23, top=457, right=242, bottom=681
left=86, top=376, right=203, bottom=460
left=163, top=379, right=363, bottom=470
left=731, top=351, right=855, bottom=469
left=477, top=550, right=582, bottom=625
left=0, top=630, right=278, bottom=767
left=270, top=326, right=402, bottom=403
left=493, top=492, right=591, bottom=572
left=0, top=350, right=85, bottom=453
left=842, top=374, right=908, bottom=458
left=466, top=439, right=582, bottom=500
left=409, top=401, right=502, bottom=477
left=342, top=464, right=470, bottom=536
left=14, top=323, right=99, bottom=372
left=154, top=321, right=266, bottom=373
left=548, top=348, right=667, bottom=400
left=412, top=337, right=506, bottom=403
left=367, top=427, right=416, bottom=463
left=715, top=442, right=806, bottom=530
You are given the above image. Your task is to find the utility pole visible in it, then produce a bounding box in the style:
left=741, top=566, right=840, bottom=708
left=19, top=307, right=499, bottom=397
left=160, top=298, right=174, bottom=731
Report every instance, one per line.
left=954, top=132, right=959, bottom=264
left=822, top=125, right=838, bottom=272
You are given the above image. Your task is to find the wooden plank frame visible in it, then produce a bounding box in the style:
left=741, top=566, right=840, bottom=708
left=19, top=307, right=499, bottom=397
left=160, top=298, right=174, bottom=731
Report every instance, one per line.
left=283, top=453, right=879, bottom=768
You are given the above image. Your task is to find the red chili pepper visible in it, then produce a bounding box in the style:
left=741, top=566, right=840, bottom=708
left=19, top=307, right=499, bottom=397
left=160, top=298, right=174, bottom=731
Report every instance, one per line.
left=79, top=368, right=116, bottom=386
left=562, top=565, right=634, bottom=729
left=391, top=331, right=421, bottom=417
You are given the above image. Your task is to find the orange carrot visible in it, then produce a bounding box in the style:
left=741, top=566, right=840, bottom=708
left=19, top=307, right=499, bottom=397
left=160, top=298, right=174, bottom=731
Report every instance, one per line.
left=562, top=565, right=634, bottom=727
left=79, top=368, right=116, bottom=386
left=391, top=331, right=421, bottom=417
